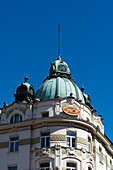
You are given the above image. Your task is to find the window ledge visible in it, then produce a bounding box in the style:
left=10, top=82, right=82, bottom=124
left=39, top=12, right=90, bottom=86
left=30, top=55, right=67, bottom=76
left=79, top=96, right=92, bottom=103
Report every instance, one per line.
left=7, top=151, right=19, bottom=155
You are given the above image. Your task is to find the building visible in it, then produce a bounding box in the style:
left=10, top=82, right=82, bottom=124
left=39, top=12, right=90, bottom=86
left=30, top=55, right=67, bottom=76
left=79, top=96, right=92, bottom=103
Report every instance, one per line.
left=0, top=56, right=113, bottom=170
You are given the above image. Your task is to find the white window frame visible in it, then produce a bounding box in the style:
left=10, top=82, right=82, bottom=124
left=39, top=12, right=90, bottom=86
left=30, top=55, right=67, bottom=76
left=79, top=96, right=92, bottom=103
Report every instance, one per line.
left=88, top=137, right=92, bottom=152
left=66, top=162, right=77, bottom=170
left=41, top=132, right=50, bottom=148
left=9, top=137, right=19, bottom=152
left=66, top=131, right=76, bottom=147
left=10, top=114, right=22, bottom=123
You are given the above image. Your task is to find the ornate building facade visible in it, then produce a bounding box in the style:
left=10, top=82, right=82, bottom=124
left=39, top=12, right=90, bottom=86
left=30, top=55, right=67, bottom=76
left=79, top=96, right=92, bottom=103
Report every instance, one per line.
left=0, top=57, right=113, bottom=170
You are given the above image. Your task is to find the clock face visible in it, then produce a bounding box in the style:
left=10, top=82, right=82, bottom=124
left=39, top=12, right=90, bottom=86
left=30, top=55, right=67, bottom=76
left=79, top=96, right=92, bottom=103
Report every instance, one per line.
left=58, top=65, right=66, bottom=72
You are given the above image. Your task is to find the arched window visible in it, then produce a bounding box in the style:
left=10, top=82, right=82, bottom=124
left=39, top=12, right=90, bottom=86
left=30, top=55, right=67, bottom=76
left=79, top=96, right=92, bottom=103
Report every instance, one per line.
left=88, top=137, right=92, bottom=152
left=88, top=167, right=92, bottom=170
left=10, top=114, right=22, bottom=123
left=40, top=162, right=50, bottom=170
left=66, top=162, right=77, bottom=170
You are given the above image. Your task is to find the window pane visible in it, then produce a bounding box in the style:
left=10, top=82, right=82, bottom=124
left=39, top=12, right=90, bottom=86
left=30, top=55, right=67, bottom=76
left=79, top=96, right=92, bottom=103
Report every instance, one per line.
left=8, top=167, right=17, bottom=170
left=46, top=137, right=50, bottom=147
left=11, top=137, right=19, bottom=141
left=15, top=114, right=19, bottom=123
left=67, top=132, right=75, bottom=137
left=72, top=138, right=75, bottom=147
left=40, top=162, right=50, bottom=167
left=42, top=112, right=49, bottom=118
left=41, top=138, right=45, bottom=147
left=10, top=117, right=13, bottom=123
left=67, top=137, right=70, bottom=146
left=20, top=115, right=22, bottom=122
left=10, top=142, right=14, bottom=152
left=67, top=163, right=76, bottom=167
left=15, top=141, right=19, bottom=151
left=41, top=132, right=50, bottom=136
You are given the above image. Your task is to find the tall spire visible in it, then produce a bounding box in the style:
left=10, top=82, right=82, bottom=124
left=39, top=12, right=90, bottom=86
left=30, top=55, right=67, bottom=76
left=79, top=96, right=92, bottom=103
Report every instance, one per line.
left=57, top=24, right=61, bottom=60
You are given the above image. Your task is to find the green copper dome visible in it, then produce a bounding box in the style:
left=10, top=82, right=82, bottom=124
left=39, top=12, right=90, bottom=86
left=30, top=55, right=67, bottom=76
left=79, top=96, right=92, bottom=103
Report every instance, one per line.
left=35, top=57, right=85, bottom=103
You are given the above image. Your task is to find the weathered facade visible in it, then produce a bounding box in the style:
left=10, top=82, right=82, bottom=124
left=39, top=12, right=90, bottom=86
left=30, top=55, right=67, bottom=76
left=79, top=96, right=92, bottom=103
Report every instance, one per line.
left=0, top=57, right=113, bottom=170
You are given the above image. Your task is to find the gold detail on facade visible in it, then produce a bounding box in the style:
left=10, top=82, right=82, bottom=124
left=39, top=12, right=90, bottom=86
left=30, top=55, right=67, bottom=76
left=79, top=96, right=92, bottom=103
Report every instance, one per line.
left=77, top=151, right=82, bottom=156
left=50, top=135, right=66, bottom=141
left=62, top=149, right=67, bottom=155
left=49, top=148, right=54, bottom=155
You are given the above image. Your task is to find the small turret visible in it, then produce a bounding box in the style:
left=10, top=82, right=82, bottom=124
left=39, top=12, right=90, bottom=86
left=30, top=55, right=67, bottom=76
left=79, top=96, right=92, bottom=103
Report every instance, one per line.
left=14, top=75, right=34, bottom=103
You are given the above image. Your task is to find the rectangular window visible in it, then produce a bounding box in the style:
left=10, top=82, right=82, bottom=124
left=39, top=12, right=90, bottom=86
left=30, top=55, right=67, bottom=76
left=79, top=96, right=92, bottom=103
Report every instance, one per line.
left=8, top=166, right=17, bottom=170
left=42, top=112, right=49, bottom=118
left=10, top=137, right=19, bottom=152
left=41, top=132, right=50, bottom=147
left=40, top=162, right=50, bottom=170
left=67, top=132, right=76, bottom=147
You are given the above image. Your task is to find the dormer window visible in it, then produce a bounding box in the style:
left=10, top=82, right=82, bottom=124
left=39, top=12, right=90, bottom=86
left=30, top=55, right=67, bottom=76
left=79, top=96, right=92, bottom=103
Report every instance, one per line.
left=10, top=114, right=22, bottom=123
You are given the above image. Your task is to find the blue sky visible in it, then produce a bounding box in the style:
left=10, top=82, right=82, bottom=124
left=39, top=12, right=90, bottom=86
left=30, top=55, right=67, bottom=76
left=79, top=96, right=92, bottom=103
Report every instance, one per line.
left=0, top=0, right=113, bottom=141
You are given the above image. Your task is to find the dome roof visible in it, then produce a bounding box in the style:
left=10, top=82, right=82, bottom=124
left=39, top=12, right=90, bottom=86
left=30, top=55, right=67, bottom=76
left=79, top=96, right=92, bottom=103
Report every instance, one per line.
left=35, top=57, right=85, bottom=103
left=35, top=77, right=85, bottom=103
left=14, top=76, right=34, bottom=103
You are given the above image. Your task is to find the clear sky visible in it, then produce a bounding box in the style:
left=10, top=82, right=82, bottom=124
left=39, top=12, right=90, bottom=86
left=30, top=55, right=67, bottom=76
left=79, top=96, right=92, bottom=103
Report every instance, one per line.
left=0, top=0, right=113, bottom=141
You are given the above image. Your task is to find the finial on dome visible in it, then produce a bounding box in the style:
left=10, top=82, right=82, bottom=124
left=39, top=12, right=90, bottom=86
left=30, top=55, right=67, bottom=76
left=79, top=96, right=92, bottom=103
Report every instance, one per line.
left=81, top=85, right=84, bottom=92
left=24, top=74, right=28, bottom=82
left=57, top=56, right=61, bottom=60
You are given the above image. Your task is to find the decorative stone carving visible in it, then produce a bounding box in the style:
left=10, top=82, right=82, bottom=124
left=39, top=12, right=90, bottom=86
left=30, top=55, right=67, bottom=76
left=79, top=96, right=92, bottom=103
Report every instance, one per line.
left=62, top=149, right=67, bottom=155
left=50, top=135, right=66, bottom=141
left=35, top=148, right=54, bottom=157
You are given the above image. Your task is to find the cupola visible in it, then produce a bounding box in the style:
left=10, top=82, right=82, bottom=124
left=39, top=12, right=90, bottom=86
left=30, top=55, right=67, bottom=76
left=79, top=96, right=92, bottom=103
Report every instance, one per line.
left=35, top=57, right=85, bottom=103
left=14, top=75, right=34, bottom=103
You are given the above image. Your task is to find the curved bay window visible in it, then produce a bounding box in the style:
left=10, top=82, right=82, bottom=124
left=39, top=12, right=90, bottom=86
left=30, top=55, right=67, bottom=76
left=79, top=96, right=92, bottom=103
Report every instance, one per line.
left=66, top=162, right=77, bottom=170
left=40, top=162, right=50, bottom=170
left=10, top=114, right=22, bottom=123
